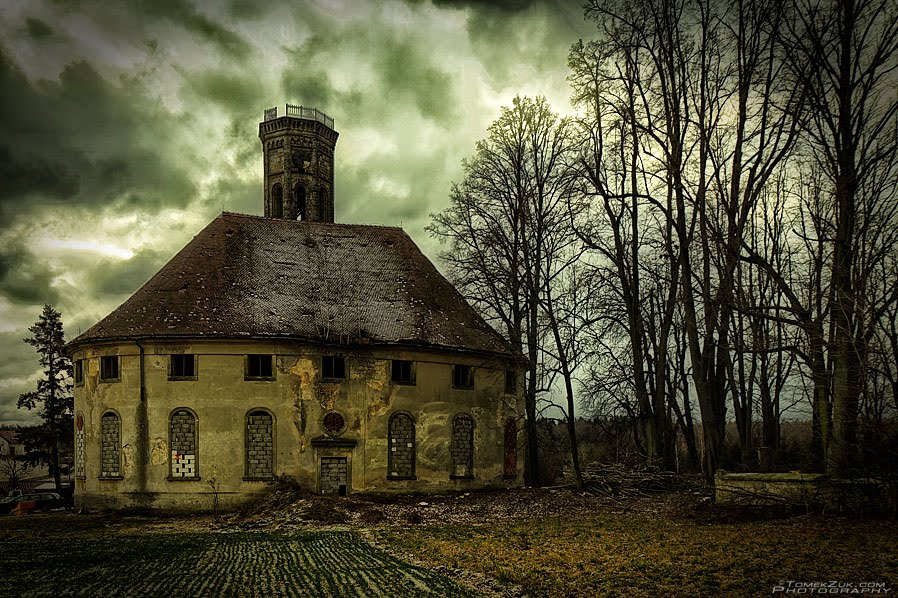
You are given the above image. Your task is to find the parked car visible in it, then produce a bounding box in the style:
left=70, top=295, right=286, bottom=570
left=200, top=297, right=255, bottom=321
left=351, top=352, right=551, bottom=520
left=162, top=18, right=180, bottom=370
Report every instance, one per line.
left=0, top=492, right=63, bottom=514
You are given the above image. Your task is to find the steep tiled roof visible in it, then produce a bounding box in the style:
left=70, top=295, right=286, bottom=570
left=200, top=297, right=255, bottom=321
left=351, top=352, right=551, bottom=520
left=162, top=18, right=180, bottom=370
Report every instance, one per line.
left=71, top=213, right=513, bottom=357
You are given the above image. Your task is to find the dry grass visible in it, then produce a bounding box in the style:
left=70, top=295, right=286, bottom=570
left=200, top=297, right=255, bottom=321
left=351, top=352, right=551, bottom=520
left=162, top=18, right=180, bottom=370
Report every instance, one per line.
left=377, top=511, right=898, bottom=597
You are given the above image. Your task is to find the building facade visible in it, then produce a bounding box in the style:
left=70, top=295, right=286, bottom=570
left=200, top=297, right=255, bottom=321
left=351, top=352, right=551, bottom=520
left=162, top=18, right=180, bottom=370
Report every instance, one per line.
left=68, top=106, right=523, bottom=510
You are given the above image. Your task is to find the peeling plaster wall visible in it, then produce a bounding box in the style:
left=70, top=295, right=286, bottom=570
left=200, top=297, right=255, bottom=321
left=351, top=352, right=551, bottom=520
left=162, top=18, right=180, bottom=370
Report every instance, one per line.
left=72, top=340, right=524, bottom=510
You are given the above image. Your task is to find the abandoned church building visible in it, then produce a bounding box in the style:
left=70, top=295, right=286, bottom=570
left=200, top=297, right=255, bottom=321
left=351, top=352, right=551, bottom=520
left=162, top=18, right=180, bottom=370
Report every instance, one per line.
left=67, top=106, right=524, bottom=510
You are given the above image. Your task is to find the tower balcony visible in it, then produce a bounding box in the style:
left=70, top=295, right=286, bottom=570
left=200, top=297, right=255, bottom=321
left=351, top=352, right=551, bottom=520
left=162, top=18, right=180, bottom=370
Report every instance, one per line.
left=263, top=104, right=335, bottom=130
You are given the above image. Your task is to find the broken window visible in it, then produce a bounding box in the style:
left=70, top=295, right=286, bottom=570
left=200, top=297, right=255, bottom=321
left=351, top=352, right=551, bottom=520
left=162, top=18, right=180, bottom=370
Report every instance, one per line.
left=388, top=412, right=416, bottom=479
left=169, top=354, right=196, bottom=379
left=452, top=364, right=474, bottom=389
left=100, top=411, right=121, bottom=479
left=74, top=359, right=84, bottom=386
left=322, top=356, right=346, bottom=380
left=451, top=413, right=474, bottom=479
left=99, top=356, right=119, bottom=382
left=246, top=354, right=274, bottom=379
left=391, top=360, right=415, bottom=385
left=505, top=370, right=517, bottom=394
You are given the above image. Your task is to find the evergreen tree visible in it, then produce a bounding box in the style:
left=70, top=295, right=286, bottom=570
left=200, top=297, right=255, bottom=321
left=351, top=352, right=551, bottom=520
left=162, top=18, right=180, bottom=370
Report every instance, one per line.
left=18, top=305, right=73, bottom=492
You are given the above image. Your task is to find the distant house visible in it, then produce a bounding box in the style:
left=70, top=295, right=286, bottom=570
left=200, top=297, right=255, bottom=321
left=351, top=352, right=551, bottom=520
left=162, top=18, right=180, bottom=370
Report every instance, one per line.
left=0, top=430, right=25, bottom=457
left=67, top=106, right=525, bottom=511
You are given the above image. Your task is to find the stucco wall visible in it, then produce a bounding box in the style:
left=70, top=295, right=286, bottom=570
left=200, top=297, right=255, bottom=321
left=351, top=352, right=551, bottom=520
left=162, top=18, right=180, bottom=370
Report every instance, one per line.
left=72, top=340, right=523, bottom=511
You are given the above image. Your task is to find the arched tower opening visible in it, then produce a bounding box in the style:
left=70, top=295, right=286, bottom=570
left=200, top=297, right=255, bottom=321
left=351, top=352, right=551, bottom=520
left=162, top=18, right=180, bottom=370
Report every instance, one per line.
left=259, top=104, right=338, bottom=223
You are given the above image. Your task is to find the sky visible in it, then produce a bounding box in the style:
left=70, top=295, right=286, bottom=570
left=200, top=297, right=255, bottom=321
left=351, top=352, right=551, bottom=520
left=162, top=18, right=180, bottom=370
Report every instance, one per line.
left=0, top=0, right=595, bottom=425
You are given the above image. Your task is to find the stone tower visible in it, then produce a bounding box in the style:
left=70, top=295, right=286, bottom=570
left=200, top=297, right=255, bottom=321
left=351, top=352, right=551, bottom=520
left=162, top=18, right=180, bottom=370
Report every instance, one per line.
left=259, top=105, right=338, bottom=222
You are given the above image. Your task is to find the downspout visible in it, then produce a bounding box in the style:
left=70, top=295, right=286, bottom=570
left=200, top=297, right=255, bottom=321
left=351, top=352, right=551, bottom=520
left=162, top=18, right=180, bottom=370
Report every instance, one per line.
left=135, top=340, right=149, bottom=496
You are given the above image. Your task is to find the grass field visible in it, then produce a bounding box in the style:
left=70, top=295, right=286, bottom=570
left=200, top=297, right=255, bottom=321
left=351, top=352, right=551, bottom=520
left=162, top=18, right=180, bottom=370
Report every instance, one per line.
left=0, top=515, right=475, bottom=597
left=378, top=512, right=898, bottom=597
left=3, top=493, right=896, bottom=597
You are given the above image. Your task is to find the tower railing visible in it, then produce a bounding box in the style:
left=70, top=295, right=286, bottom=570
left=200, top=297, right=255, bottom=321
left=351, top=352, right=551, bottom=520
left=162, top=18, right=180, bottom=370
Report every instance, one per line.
left=263, top=105, right=335, bottom=130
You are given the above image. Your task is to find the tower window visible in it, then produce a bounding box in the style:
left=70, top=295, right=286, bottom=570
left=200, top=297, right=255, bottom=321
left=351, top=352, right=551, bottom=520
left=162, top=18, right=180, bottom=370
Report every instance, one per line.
left=391, top=360, right=415, bottom=385
left=452, top=365, right=474, bottom=389
left=322, top=356, right=346, bottom=380
left=295, top=185, right=306, bottom=221
left=246, top=354, right=274, bottom=380
left=100, top=356, right=119, bottom=382
left=169, top=354, right=196, bottom=380
left=271, top=183, right=283, bottom=218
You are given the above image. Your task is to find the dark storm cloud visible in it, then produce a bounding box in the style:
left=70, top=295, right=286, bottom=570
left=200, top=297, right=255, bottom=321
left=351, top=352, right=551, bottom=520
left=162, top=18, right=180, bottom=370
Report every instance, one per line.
left=0, top=46, right=197, bottom=223
left=410, top=0, right=535, bottom=10
left=282, top=27, right=457, bottom=128
left=0, top=243, right=60, bottom=305
left=25, top=18, right=54, bottom=40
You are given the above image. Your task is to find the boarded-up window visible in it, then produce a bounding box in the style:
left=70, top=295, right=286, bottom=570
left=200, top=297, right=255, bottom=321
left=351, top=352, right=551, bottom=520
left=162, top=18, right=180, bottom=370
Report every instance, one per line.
left=504, top=419, right=517, bottom=478
left=75, top=412, right=85, bottom=479
left=100, top=412, right=121, bottom=478
left=451, top=414, right=474, bottom=478
left=170, top=409, right=197, bottom=479
left=245, top=410, right=274, bottom=479
left=388, top=412, right=415, bottom=479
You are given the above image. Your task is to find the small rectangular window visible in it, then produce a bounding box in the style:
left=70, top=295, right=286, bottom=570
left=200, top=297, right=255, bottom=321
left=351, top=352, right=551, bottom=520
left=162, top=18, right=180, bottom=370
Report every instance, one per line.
left=99, top=356, right=119, bottom=382
left=246, top=354, right=274, bottom=379
left=322, top=356, right=346, bottom=380
left=169, top=354, right=196, bottom=379
left=391, top=360, right=415, bottom=385
left=505, top=370, right=517, bottom=394
left=74, top=360, right=84, bottom=386
left=452, top=365, right=474, bottom=389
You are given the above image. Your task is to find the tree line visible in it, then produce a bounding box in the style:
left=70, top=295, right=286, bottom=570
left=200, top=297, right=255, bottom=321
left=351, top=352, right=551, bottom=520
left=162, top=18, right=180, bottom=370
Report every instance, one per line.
left=430, top=0, right=898, bottom=484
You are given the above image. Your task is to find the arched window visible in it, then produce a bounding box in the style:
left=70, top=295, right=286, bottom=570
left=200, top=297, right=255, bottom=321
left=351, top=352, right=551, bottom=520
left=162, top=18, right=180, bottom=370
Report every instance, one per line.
left=100, top=411, right=121, bottom=478
left=388, top=412, right=415, bottom=479
left=451, top=414, right=474, bottom=479
left=294, top=185, right=306, bottom=221
left=245, top=410, right=275, bottom=479
left=271, top=183, right=283, bottom=218
left=170, top=409, right=198, bottom=479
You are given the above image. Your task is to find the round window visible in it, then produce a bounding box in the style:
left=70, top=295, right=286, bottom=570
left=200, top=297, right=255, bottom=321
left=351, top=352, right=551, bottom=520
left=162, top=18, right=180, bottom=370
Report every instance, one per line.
left=323, top=411, right=346, bottom=436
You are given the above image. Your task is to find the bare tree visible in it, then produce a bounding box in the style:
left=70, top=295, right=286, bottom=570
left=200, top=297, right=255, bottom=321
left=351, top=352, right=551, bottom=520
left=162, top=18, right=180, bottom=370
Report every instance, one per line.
left=430, top=96, right=576, bottom=486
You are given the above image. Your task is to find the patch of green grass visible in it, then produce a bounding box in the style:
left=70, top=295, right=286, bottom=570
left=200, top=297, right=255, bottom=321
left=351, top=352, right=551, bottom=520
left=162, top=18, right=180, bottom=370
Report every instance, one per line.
left=377, top=514, right=898, bottom=597
left=0, top=518, right=475, bottom=597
